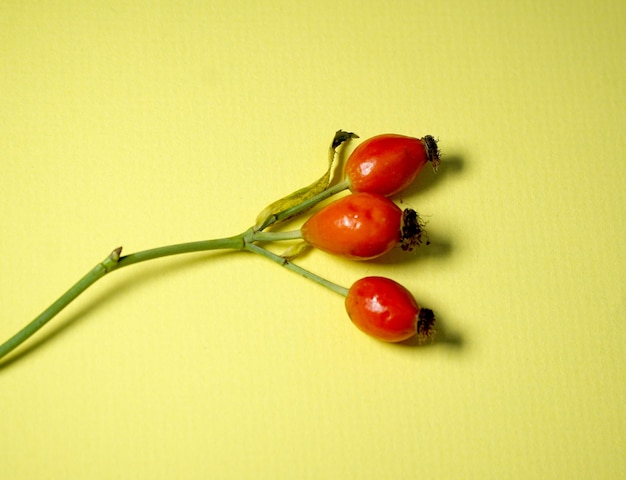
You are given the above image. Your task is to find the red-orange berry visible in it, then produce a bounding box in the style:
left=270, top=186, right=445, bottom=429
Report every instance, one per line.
left=345, top=276, right=436, bottom=343
left=301, top=193, right=402, bottom=260
left=345, top=134, right=440, bottom=196
left=301, top=192, right=428, bottom=260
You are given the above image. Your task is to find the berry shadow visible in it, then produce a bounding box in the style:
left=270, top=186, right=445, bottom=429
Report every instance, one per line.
left=397, top=311, right=465, bottom=348
left=368, top=232, right=453, bottom=265
left=369, top=150, right=465, bottom=266
left=383, top=150, right=466, bottom=349
left=400, top=151, right=465, bottom=199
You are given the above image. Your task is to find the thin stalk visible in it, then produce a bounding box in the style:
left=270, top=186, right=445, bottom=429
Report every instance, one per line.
left=257, top=179, right=350, bottom=231
left=1, top=130, right=359, bottom=362
left=0, top=248, right=121, bottom=362
left=0, top=228, right=313, bottom=361
left=114, top=234, right=246, bottom=269
left=250, top=229, right=302, bottom=243
left=244, top=242, right=349, bottom=297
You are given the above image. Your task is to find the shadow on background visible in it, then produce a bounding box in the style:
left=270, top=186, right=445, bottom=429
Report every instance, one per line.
left=403, top=151, right=465, bottom=198
left=398, top=313, right=465, bottom=349
left=382, top=150, right=468, bottom=349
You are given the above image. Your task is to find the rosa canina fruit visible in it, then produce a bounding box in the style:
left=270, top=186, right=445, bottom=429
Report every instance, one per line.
left=345, top=276, right=436, bottom=343
left=345, top=134, right=440, bottom=197
left=301, top=192, right=428, bottom=260
left=300, top=192, right=402, bottom=260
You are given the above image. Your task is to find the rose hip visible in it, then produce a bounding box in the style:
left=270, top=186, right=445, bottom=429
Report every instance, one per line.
left=345, top=134, right=440, bottom=196
left=301, top=192, right=402, bottom=260
left=345, top=276, right=436, bottom=343
left=300, top=192, right=428, bottom=260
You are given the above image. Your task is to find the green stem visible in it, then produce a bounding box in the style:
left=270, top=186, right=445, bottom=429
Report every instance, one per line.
left=244, top=242, right=349, bottom=296
left=0, top=234, right=246, bottom=361
left=257, top=179, right=350, bottom=230
left=250, top=229, right=303, bottom=243
left=114, top=234, right=246, bottom=269
left=0, top=248, right=121, bottom=362
left=0, top=228, right=342, bottom=361
left=1, top=130, right=360, bottom=362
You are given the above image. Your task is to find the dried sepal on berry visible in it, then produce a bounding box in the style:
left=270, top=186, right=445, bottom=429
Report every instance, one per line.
left=399, top=208, right=429, bottom=251
left=421, top=135, right=441, bottom=173
left=416, top=308, right=437, bottom=344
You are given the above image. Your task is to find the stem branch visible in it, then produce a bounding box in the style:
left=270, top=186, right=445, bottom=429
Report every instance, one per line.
left=0, top=250, right=116, bottom=361
left=0, top=227, right=345, bottom=361
left=244, top=243, right=349, bottom=296
left=258, top=179, right=350, bottom=230
left=1, top=130, right=359, bottom=363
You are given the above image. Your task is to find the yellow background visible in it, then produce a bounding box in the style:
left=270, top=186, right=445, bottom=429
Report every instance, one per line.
left=1, top=1, right=625, bottom=478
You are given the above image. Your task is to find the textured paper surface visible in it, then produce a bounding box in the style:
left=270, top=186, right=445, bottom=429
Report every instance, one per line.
left=1, top=1, right=625, bottom=478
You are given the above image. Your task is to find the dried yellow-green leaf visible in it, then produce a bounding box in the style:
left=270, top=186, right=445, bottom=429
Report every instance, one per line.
left=279, top=241, right=310, bottom=260
left=255, top=130, right=358, bottom=229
